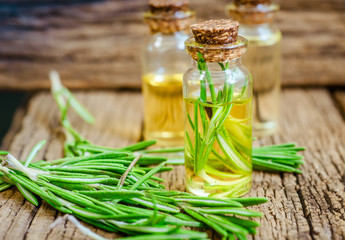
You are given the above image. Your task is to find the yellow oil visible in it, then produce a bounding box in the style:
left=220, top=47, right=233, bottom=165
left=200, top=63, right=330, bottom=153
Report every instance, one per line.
left=242, top=32, right=281, bottom=137
left=184, top=96, right=252, bottom=198
left=142, top=73, right=184, bottom=146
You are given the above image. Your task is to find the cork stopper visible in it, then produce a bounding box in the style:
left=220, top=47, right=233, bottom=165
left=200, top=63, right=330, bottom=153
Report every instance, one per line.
left=191, top=19, right=239, bottom=45
left=227, top=3, right=279, bottom=24
left=149, top=0, right=189, bottom=14
left=144, top=0, right=194, bottom=34
left=235, top=0, right=271, bottom=6
left=186, top=19, right=247, bottom=62
left=227, top=2, right=278, bottom=24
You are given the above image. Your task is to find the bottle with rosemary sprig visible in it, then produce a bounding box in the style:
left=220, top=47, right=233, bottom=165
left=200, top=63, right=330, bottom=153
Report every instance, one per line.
left=183, top=19, right=253, bottom=198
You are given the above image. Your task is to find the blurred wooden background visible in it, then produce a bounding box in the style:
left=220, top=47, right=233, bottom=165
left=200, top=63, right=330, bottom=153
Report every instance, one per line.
left=0, top=0, right=344, bottom=90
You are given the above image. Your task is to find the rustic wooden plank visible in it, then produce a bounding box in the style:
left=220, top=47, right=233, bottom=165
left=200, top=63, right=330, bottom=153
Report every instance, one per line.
left=1, top=88, right=345, bottom=239
left=1, top=0, right=342, bottom=9
left=251, top=89, right=345, bottom=239
left=0, top=0, right=344, bottom=90
left=277, top=0, right=345, bottom=11
left=279, top=11, right=345, bottom=87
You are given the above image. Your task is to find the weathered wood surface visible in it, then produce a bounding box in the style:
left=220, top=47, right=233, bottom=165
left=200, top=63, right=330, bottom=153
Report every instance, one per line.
left=0, top=88, right=344, bottom=239
left=0, top=0, right=344, bottom=90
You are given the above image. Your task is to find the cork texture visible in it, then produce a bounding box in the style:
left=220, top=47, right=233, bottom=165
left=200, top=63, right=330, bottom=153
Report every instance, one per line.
left=186, top=45, right=246, bottom=62
left=235, top=0, right=271, bottom=6
left=191, top=19, right=239, bottom=45
left=185, top=35, right=247, bottom=62
left=149, top=0, right=189, bottom=13
left=144, top=11, right=194, bottom=34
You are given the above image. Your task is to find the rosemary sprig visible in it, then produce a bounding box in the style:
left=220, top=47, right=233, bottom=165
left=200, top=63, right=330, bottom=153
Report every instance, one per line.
left=193, top=53, right=246, bottom=175
left=252, top=143, right=305, bottom=173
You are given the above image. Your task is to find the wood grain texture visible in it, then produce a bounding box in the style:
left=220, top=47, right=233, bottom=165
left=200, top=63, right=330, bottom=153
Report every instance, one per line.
left=0, top=0, right=344, bottom=90
left=0, top=89, right=344, bottom=239
left=252, top=89, right=345, bottom=240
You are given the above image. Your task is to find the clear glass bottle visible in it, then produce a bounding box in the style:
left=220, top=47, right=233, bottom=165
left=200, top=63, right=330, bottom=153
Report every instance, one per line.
left=142, top=1, right=195, bottom=147
left=227, top=1, right=281, bottom=137
left=184, top=20, right=252, bottom=198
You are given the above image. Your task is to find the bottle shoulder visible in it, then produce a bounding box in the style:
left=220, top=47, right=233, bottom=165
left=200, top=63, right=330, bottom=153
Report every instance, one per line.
left=183, top=65, right=252, bottom=100
left=184, top=65, right=252, bottom=89
left=144, top=32, right=190, bottom=51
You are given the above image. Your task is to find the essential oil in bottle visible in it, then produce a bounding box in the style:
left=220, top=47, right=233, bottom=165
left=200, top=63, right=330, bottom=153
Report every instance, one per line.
left=228, top=0, right=281, bottom=137
left=142, top=73, right=184, bottom=145
left=183, top=19, right=253, bottom=198
left=142, top=0, right=195, bottom=146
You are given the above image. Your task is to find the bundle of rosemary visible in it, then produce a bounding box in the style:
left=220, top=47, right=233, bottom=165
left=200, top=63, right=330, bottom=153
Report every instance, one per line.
left=0, top=147, right=267, bottom=240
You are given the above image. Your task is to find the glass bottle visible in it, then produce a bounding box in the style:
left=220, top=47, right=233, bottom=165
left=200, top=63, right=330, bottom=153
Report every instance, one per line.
left=142, top=0, right=195, bottom=147
left=227, top=0, right=281, bottom=137
left=184, top=19, right=252, bottom=198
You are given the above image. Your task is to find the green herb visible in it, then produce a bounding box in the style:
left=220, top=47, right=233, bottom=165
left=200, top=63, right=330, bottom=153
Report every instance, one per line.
left=0, top=147, right=266, bottom=240
left=252, top=143, right=305, bottom=172
left=24, top=140, right=47, bottom=167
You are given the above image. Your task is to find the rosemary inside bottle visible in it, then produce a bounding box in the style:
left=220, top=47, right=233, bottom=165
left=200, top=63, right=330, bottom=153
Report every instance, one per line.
left=184, top=53, right=252, bottom=198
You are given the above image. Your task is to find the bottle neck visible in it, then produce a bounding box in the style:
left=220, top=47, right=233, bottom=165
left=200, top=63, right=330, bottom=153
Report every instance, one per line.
left=191, top=58, right=242, bottom=71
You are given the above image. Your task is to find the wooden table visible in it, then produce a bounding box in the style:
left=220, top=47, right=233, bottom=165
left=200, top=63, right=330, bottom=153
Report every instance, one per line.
left=0, top=89, right=345, bottom=240
left=1, top=0, right=345, bottom=239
